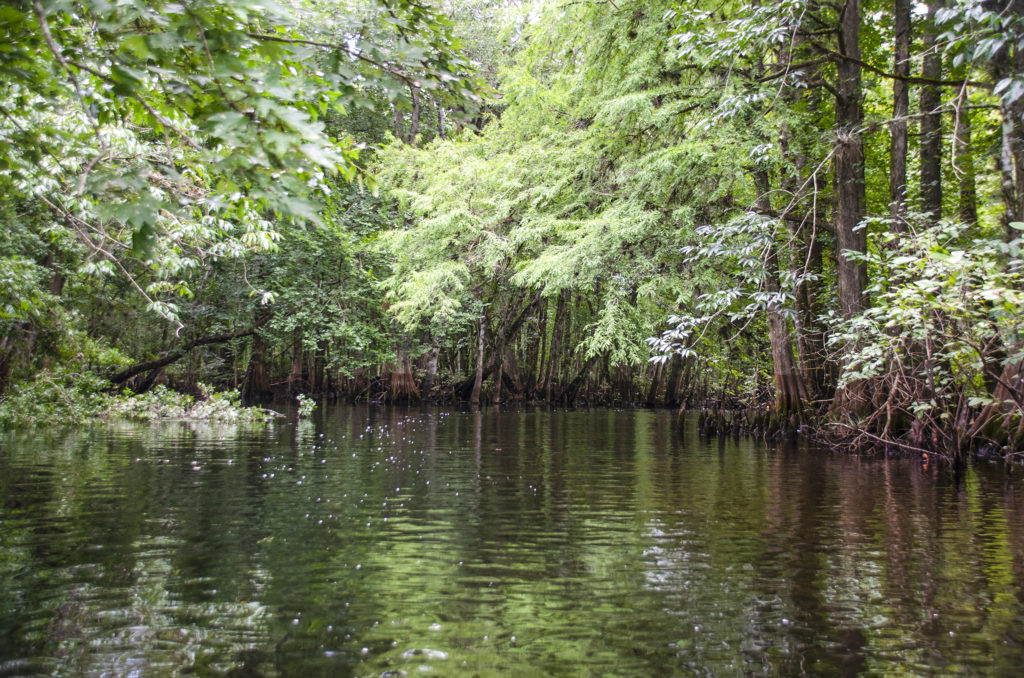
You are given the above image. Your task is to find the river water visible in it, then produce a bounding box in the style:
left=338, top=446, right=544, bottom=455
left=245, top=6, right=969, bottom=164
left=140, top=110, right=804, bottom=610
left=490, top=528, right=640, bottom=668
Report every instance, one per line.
left=1, top=406, right=1023, bottom=676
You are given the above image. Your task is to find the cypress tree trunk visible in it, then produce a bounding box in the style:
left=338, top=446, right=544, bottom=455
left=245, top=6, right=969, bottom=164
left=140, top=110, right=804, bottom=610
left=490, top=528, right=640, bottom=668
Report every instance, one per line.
left=645, top=362, right=663, bottom=407
left=678, top=357, right=694, bottom=411
left=954, top=100, right=978, bottom=225
left=409, top=86, right=421, bottom=146
left=393, top=107, right=405, bottom=143
left=993, top=1, right=1024, bottom=239
left=534, top=299, right=548, bottom=397
left=665, top=356, right=683, bottom=408
left=831, top=0, right=869, bottom=416
left=834, top=0, right=867, bottom=320
left=288, top=335, right=303, bottom=393
left=470, top=317, right=484, bottom=406
left=422, top=339, right=440, bottom=395
left=999, top=115, right=1020, bottom=236
left=791, top=219, right=829, bottom=400
left=779, top=109, right=829, bottom=402
left=493, top=358, right=503, bottom=404
left=755, top=171, right=803, bottom=416
left=766, top=262, right=803, bottom=416
left=309, top=350, right=318, bottom=393
left=920, top=1, right=943, bottom=219
left=546, top=291, right=567, bottom=402
left=890, top=0, right=911, bottom=224
left=507, top=346, right=525, bottom=397
left=388, top=349, right=419, bottom=403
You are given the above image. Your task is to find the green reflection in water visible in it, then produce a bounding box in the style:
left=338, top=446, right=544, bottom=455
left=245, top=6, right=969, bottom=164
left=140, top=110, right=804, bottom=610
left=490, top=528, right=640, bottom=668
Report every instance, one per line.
left=2, top=407, right=1024, bottom=677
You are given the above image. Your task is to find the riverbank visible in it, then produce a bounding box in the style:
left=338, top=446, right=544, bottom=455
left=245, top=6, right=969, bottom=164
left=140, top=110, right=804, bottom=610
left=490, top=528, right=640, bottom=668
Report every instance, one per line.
left=3, top=366, right=1020, bottom=464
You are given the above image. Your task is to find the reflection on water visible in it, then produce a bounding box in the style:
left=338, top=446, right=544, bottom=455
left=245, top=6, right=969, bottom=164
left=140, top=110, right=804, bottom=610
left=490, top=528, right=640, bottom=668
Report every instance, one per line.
left=2, top=407, right=1024, bottom=676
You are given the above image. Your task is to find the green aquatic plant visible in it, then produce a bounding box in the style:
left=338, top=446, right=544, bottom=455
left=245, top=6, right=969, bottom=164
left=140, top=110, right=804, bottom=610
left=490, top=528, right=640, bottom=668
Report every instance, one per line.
left=101, top=385, right=278, bottom=423
left=0, top=377, right=276, bottom=427
left=296, top=394, right=317, bottom=419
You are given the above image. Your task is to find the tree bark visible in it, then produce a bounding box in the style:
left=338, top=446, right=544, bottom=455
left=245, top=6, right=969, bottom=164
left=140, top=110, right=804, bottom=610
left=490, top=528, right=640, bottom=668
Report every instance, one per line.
left=288, top=335, right=303, bottom=393
left=110, top=326, right=258, bottom=386
left=546, top=290, right=568, bottom=402
left=421, top=338, right=440, bottom=394
left=409, top=86, right=421, bottom=146
left=954, top=99, right=978, bottom=225
left=664, top=355, right=683, bottom=408
left=890, top=0, right=911, bottom=224
left=535, top=298, right=548, bottom=396
left=755, top=171, right=804, bottom=415
left=830, top=0, right=871, bottom=415
left=470, top=316, right=484, bottom=406
left=779, top=100, right=830, bottom=402
left=993, top=1, right=1024, bottom=238
left=240, top=314, right=271, bottom=401
left=920, top=1, right=943, bottom=219
left=834, top=0, right=867, bottom=320
left=645, top=362, right=663, bottom=407
left=562, top=353, right=601, bottom=405
left=393, top=107, right=405, bottom=143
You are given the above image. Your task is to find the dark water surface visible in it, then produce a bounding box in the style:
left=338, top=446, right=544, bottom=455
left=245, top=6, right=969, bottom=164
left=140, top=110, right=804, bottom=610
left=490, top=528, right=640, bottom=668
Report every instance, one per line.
left=2, top=406, right=1024, bottom=677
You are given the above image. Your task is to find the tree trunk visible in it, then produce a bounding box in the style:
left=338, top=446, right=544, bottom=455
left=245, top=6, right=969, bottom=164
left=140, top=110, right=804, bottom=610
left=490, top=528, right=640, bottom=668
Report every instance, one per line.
left=920, top=1, right=943, bottom=219
left=409, top=86, right=421, bottom=146
left=421, top=339, right=440, bottom=395
left=831, top=0, right=870, bottom=415
left=890, top=0, right=911, bottom=224
left=994, top=1, right=1024, bottom=239
left=111, top=325, right=260, bottom=389
left=0, top=335, right=13, bottom=394
left=470, top=316, right=484, bottom=406
left=645, top=362, right=663, bottom=407
left=834, top=0, right=867, bottom=320
left=954, top=99, right=978, bottom=225
left=755, top=170, right=803, bottom=416
left=388, top=348, right=419, bottom=403
left=493, top=357, right=503, bottom=404
left=546, top=291, right=568, bottom=402
left=766, top=258, right=803, bottom=415
left=562, top=353, right=601, bottom=405
left=779, top=121, right=830, bottom=401
left=1000, top=111, right=1020, bottom=237
left=790, top=216, right=830, bottom=401
left=503, top=346, right=524, bottom=397
left=437, top=101, right=446, bottom=140
left=665, top=356, right=683, bottom=408
left=678, top=356, right=694, bottom=411
left=535, top=298, right=548, bottom=396
left=393, top=107, right=405, bottom=143
left=288, top=335, right=303, bottom=393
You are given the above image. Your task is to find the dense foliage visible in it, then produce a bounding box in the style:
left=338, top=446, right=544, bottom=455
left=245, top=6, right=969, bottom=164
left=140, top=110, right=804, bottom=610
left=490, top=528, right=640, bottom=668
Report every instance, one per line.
left=2, top=0, right=1022, bottom=457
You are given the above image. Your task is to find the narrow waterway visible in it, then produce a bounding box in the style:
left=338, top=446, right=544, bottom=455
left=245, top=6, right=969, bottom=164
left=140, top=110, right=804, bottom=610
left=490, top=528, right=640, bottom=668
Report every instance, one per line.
left=1, top=406, right=1023, bottom=676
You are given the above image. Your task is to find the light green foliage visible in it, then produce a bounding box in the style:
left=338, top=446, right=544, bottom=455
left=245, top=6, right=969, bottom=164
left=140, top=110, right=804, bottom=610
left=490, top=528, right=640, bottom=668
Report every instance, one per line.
left=938, top=0, right=1024, bottom=109
left=377, top=0, right=720, bottom=369
left=0, top=256, right=52, bottom=323
left=0, top=0, right=479, bottom=323
left=0, top=0, right=483, bottom=410
left=296, top=393, right=317, bottom=418
left=836, top=220, right=1024, bottom=412
left=0, top=366, right=110, bottom=426
left=102, top=385, right=277, bottom=422
left=0, top=376, right=275, bottom=426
